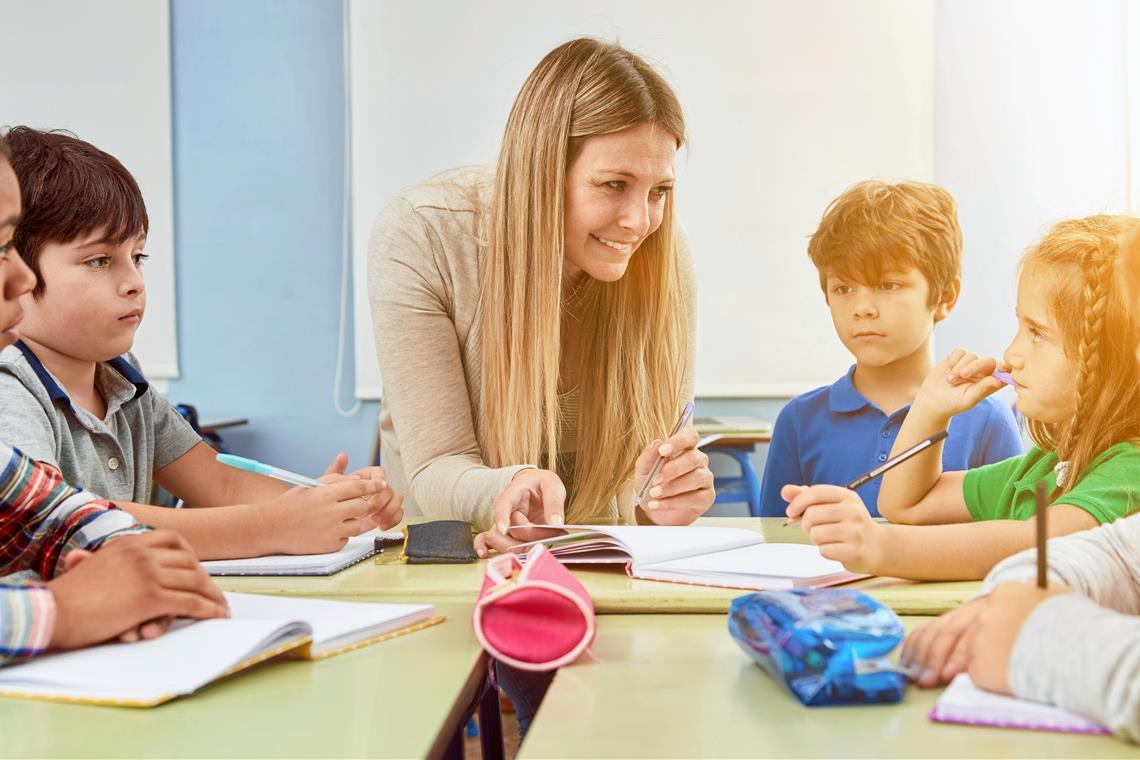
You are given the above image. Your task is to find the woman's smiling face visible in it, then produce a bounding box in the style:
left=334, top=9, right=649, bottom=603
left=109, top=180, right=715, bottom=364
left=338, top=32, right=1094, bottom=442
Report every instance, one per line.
left=562, top=121, right=677, bottom=282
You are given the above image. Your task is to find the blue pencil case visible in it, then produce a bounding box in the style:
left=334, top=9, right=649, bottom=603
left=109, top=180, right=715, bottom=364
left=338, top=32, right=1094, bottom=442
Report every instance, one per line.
left=728, top=589, right=907, bottom=706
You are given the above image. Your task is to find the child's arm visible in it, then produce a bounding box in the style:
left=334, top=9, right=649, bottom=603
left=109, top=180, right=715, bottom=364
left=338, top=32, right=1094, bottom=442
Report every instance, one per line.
left=983, top=513, right=1140, bottom=610
left=878, top=349, right=1005, bottom=524
left=108, top=477, right=395, bottom=560
left=784, top=483, right=1098, bottom=580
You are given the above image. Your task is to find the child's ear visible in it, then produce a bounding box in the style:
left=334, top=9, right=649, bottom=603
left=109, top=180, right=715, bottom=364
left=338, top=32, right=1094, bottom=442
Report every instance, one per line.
left=933, top=276, right=962, bottom=323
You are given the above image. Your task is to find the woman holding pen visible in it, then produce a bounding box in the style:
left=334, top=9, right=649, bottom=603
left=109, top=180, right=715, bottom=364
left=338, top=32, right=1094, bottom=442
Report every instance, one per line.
left=369, top=39, right=715, bottom=551
left=369, top=38, right=715, bottom=734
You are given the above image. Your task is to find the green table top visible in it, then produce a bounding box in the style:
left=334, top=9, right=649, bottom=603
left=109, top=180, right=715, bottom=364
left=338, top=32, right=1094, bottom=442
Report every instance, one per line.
left=521, top=614, right=1136, bottom=759
left=217, top=518, right=979, bottom=615
left=0, top=604, right=484, bottom=759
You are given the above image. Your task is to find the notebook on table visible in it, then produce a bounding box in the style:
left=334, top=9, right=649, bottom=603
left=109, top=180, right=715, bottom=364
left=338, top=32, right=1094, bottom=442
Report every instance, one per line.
left=201, top=529, right=404, bottom=576
left=509, top=525, right=866, bottom=590
left=692, top=415, right=773, bottom=436
left=0, top=592, right=440, bottom=708
left=929, top=674, right=1110, bottom=736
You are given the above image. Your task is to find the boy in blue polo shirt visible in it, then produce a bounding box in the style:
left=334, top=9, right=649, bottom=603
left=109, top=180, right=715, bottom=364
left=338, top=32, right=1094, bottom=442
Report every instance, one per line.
left=758, top=180, right=1022, bottom=517
left=0, top=127, right=403, bottom=560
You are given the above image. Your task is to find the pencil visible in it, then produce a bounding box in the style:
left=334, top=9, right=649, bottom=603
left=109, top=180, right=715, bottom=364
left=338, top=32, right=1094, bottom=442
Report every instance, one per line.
left=1036, top=481, right=1048, bottom=588
left=784, top=429, right=948, bottom=525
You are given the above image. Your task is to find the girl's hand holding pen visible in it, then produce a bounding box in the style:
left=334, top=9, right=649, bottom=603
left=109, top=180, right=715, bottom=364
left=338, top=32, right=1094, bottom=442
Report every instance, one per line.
left=780, top=484, right=883, bottom=574
left=634, top=425, right=715, bottom=525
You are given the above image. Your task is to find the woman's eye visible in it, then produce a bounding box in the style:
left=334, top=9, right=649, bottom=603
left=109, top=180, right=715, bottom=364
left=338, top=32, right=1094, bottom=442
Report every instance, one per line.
left=652, top=186, right=672, bottom=201
left=605, top=180, right=625, bottom=191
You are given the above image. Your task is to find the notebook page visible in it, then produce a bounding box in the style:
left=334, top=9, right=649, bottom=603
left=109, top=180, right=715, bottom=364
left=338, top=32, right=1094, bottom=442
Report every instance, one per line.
left=930, top=674, right=1110, bottom=735
left=201, top=529, right=402, bottom=576
left=638, top=543, right=847, bottom=578
left=0, top=619, right=306, bottom=704
left=524, top=524, right=765, bottom=566
left=224, top=592, right=434, bottom=656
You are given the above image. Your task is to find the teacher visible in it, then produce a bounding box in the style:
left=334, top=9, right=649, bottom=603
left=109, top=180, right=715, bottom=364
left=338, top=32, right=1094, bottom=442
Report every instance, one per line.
left=369, top=37, right=714, bottom=559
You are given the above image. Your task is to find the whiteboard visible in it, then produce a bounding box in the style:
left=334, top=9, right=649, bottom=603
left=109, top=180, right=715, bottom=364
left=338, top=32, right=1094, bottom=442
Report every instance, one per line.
left=349, top=0, right=935, bottom=399
left=0, top=0, right=179, bottom=379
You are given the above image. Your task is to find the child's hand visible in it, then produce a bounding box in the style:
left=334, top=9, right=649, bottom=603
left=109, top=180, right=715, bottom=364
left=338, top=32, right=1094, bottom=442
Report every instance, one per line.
left=900, top=597, right=986, bottom=687
left=780, top=484, right=883, bottom=574
left=915, top=348, right=1005, bottom=419
left=47, top=530, right=229, bottom=650
left=315, top=454, right=404, bottom=530
left=264, top=478, right=391, bottom=554
left=635, top=426, right=714, bottom=526
left=967, top=582, right=1069, bottom=695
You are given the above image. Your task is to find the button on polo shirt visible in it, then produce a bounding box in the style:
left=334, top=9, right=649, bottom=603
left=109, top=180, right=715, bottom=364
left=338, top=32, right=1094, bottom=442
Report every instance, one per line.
left=0, top=342, right=202, bottom=504
left=758, top=365, right=1025, bottom=518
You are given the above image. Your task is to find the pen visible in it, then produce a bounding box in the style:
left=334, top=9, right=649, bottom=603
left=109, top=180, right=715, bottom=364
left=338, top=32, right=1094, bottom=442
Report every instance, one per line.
left=215, top=453, right=323, bottom=488
left=1036, top=481, right=1048, bottom=588
left=634, top=401, right=696, bottom=508
left=784, top=429, right=949, bottom=525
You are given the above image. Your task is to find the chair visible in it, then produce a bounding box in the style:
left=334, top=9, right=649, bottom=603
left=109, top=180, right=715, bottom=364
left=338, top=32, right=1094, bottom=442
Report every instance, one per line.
left=707, top=444, right=763, bottom=517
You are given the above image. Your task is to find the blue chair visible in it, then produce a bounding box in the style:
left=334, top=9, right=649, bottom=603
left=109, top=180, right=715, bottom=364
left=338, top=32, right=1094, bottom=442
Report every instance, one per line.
left=708, top=444, right=763, bottom=516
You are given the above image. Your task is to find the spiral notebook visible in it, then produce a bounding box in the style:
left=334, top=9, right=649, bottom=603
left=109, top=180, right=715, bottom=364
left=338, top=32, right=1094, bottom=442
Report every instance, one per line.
left=929, top=674, right=1110, bottom=736
left=201, top=529, right=403, bottom=576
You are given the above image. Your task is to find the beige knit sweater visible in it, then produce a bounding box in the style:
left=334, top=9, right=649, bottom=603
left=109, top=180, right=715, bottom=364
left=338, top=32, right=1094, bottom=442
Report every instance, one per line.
left=368, top=165, right=695, bottom=530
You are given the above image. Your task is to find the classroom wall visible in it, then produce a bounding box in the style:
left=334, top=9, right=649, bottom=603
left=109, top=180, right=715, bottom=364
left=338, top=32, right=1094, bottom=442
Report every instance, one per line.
left=166, top=0, right=377, bottom=475
left=162, top=0, right=776, bottom=509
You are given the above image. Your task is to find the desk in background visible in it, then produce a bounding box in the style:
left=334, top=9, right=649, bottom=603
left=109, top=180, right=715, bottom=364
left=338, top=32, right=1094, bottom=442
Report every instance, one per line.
left=0, top=604, right=487, bottom=760
left=216, top=518, right=979, bottom=616
left=520, top=614, right=1132, bottom=759
left=695, top=416, right=772, bottom=516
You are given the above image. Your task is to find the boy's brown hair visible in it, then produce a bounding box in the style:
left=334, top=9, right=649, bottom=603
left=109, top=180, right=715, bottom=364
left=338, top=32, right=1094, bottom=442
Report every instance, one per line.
left=807, top=180, right=962, bottom=305
left=2, top=126, right=147, bottom=296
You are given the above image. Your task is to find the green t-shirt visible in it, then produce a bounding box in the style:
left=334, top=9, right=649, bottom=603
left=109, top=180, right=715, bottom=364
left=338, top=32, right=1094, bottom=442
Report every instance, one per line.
left=963, top=442, right=1140, bottom=523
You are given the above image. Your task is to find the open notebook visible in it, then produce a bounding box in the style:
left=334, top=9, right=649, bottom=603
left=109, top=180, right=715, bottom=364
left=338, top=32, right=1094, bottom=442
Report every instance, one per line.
left=201, top=529, right=403, bottom=576
left=929, top=674, right=1110, bottom=736
left=510, top=525, right=865, bottom=590
left=0, top=592, right=440, bottom=708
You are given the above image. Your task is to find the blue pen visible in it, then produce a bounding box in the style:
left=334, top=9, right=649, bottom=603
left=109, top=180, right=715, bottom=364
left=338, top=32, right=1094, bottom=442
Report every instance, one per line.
left=216, top=453, right=323, bottom=488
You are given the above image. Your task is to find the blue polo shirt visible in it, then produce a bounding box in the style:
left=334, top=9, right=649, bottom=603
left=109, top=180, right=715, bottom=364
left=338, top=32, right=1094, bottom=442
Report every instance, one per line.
left=758, top=365, right=1024, bottom=518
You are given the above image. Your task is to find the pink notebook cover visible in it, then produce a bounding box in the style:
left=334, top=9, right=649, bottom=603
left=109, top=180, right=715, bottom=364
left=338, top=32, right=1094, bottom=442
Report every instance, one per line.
left=929, top=674, right=1110, bottom=736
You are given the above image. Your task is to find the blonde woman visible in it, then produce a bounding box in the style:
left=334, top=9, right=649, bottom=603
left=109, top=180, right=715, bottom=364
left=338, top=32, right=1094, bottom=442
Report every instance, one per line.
left=369, top=38, right=714, bottom=558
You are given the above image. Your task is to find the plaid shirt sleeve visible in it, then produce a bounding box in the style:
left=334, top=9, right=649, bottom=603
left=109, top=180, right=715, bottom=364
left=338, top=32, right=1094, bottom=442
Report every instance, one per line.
left=0, top=442, right=148, bottom=664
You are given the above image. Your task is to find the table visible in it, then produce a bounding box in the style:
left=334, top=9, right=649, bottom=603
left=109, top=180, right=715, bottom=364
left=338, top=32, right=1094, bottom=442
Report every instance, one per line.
left=216, top=518, right=980, bottom=616
left=0, top=604, right=489, bottom=759
left=520, top=614, right=1135, bottom=759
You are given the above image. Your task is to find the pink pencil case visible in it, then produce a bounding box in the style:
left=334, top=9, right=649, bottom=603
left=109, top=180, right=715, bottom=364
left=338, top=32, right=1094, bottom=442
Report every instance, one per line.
left=472, top=543, right=596, bottom=672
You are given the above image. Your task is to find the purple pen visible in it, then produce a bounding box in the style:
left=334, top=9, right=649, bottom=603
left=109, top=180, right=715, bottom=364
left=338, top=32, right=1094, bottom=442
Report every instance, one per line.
left=993, top=370, right=1019, bottom=387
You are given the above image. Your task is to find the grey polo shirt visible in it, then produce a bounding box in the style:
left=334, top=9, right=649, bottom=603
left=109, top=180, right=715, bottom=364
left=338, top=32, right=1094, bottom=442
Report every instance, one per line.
left=0, top=342, right=201, bottom=503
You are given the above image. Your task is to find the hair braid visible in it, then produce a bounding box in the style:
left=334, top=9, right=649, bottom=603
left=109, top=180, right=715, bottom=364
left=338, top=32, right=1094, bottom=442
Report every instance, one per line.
left=1057, top=247, right=1114, bottom=492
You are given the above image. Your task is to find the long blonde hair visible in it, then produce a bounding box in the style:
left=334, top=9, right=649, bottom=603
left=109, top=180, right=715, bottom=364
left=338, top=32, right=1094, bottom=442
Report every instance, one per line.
left=1021, top=215, right=1140, bottom=495
left=476, top=38, right=690, bottom=522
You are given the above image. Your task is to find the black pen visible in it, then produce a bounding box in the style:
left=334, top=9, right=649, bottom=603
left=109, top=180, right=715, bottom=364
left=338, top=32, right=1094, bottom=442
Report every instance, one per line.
left=784, top=429, right=949, bottom=525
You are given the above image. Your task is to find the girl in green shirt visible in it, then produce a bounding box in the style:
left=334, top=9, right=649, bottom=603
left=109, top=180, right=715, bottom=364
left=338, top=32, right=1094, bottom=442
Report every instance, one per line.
left=782, top=214, right=1140, bottom=581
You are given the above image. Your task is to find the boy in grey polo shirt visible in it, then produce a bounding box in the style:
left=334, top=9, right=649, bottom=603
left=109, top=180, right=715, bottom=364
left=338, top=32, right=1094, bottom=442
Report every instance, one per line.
left=0, top=127, right=403, bottom=560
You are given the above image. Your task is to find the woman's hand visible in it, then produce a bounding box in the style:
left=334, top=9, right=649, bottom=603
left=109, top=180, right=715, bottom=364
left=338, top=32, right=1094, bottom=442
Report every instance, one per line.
left=915, top=348, right=1005, bottom=419
left=474, top=469, right=567, bottom=558
left=634, top=426, right=714, bottom=525
left=781, top=484, right=884, bottom=573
